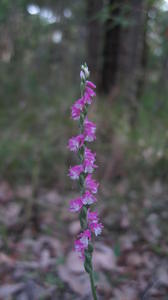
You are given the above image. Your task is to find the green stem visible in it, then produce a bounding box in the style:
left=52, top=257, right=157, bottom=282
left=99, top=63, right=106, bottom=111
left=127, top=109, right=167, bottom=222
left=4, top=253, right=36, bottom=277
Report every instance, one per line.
left=89, top=271, right=98, bottom=300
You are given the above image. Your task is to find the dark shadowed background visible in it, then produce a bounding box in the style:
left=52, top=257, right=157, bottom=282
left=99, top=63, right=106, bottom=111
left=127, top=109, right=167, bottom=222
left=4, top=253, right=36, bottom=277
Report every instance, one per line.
left=0, top=0, right=168, bottom=299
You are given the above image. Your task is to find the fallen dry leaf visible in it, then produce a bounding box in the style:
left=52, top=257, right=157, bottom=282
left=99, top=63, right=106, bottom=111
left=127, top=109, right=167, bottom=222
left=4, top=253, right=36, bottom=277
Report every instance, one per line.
left=0, top=283, right=24, bottom=298
left=93, top=243, right=116, bottom=271
left=0, top=252, right=14, bottom=266
left=113, top=284, right=138, bottom=300
left=69, top=221, right=81, bottom=235
left=157, top=266, right=168, bottom=287
left=66, top=251, right=84, bottom=273
left=126, top=252, right=143, bottom=267
left=58, top=265, right=90, bottom=296
left=15, top=185, right=32, bottom=199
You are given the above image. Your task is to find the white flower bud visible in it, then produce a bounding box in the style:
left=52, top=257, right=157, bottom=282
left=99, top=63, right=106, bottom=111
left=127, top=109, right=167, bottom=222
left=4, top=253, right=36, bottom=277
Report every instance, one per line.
left=80, top=70, right=85, bottom=79
left=81, top=64, right=90, bottom=79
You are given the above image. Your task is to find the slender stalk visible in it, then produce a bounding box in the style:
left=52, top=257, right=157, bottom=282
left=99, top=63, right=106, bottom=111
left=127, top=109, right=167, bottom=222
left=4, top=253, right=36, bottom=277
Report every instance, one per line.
left=78, top=73, right=98, bottom=300
left=89, top=271, right=98, bottom=300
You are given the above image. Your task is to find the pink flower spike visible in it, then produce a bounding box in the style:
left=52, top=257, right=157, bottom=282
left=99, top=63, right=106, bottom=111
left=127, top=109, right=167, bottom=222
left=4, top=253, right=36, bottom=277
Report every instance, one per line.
left=68, top=134, right=84, bottom=152
left=68, top=165, right=83, bottom=180
left=90, top=222, right=103, bottom=236
left=69, top=198, right=83, bottom=212
left=82, top=191, right=97, bottom=205
left=85, top=174, right=99, bottom=194
left=86, top=80, right=96, bottom=89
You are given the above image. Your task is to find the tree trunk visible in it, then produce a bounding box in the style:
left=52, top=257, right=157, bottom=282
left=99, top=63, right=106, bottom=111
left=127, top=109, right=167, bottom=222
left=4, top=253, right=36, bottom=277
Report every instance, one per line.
left=86, top=0, right=103, bottom=84
left=101, top=0, right=121, bottom=93
left=119, top=0, right=146, bottom=126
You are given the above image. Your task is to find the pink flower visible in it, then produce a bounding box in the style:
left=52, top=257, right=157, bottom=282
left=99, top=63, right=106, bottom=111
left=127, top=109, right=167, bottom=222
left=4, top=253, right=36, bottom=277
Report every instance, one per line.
left=83, top=159, right=97, bottom=173
left=83, top=148, right=97, bottom=173
left=87, top=209, right=99, bottom=223
left=83, top=86, right=96, bottom=105
left=75, top=229, right=92, bottom=259
left=85, top=174, right=99, bottom=194
left=84, top=147, right=96, bottom=163
left=90, top=222, right=103, bottom=236
left=68, top=165, right=83, bottom=180
left=71, top=98, right=85, bottom=120
left=69, top=197, right=83, bottom=212
left=85, top=86, right=96, bottom=98
left=82, top=191, right=97, bottom=205
left=71, top=105, right=81, bottom=120
left=83, top=91, right=92, bottom=105
left=86, top=80, right=96, bottom=89
left=75, top=97, right=85, bottom=110
left=84, top=119, right=96, bottom=142
left=74, top=239, right=85, bottom=259
left=71, top=97, right=85, bottom=120
left=87, top=209, right=103, bottom=236
left=79, top=229, right=91, bottom=247
left=68, top=134, right=84, bottom=152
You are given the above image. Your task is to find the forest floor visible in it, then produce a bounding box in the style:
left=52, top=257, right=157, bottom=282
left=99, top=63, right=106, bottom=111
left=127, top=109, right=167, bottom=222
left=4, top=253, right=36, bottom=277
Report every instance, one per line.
left=0, top=174, right=168, bottom=300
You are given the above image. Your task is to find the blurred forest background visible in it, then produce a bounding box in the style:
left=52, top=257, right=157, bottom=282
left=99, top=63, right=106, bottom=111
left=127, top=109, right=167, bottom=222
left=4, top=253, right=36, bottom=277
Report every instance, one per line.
left=0, top=0, right=168, bottom=299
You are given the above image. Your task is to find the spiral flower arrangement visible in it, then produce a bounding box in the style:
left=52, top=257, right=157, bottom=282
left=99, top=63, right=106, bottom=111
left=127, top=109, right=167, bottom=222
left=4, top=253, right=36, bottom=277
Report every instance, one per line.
left=68, top=63, right=103, bottom=299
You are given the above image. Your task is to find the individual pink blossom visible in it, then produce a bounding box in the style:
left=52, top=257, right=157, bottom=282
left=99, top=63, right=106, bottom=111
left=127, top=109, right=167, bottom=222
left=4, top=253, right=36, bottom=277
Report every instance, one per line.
left=83, top=159, right=97, bottom=173
left=87, top=209, right=103, bottom=236
left=71, top=105, right=81, bottom=120
left=85, top=174, right=99, bottom=194
left=83, top=88, right=96, bottom=105
left=74, top=239, right=85, bottom=259
left=85, top=86, right=96, bottom=98
left=82, top=191, right=97, bottom=205
left=84, top=147, right=96, bottom=163
left=74, top=97, right=85, bottom=110
left=90, top=222, right=103, bottom=236
left=84, top=119, right=96, bottom=142
left=71, top=97, right=86, bottom=120
left=68, top=134, right=84, bottom=152
left=69, top=197, right=83, bottom=212
left=83, top=147, right=97, bottom=173
left=83, top=91, right=93, bottom=105
left=75, top=229, right=92, bottom=259
left=68, top=165, right=83, bottom=180
left=86, top=80, right=96, bottom=89
left=79, top=229, right=91, bottom=247
left=87, top=209, right=99, bottom=223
